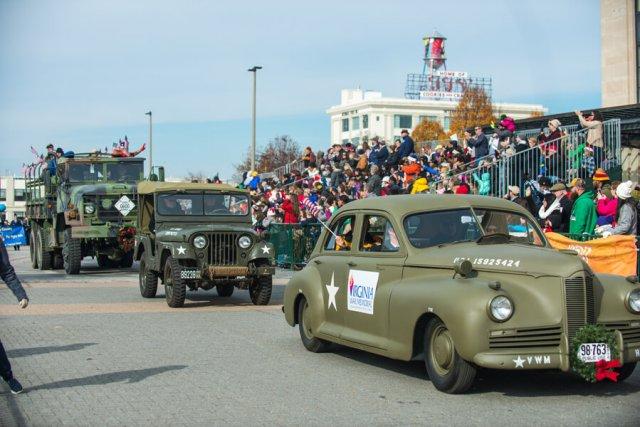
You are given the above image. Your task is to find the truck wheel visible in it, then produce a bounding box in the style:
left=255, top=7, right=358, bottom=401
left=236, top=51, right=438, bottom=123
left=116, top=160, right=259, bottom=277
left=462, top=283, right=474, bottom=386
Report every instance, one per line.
left=139, top=258, right=158, bottom=298
left=119, top=251, right=134, bottom=268
left=63, top=228, right=82, bottom=275
left=424, top=318, right=476, bottom=394
left=249, top=276, right=272, bottom=305
left=216, top=284, right=234, bottom=297
left=163, top=256, right=186, bottom=308
left=37, top=228, right=53, bottom=270
left=298, top=296, right=331, bottom=352
left=29, top=228, right=38, bottom=269
left=53, top=252, right=64, bottom=270
left=616, top=362, right=637, bottom=382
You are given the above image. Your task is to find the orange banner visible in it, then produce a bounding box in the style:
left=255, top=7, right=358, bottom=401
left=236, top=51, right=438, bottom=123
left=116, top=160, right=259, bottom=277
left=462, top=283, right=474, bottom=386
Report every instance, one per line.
left=545, top=232, right=637, bottom=276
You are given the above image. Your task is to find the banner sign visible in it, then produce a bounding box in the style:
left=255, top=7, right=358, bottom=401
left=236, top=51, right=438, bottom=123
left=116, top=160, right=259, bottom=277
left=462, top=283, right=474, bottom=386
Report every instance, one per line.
left=545, top=232, right=637, bottom=276
left=0, top=226, right=27, bottom=246
left=435, top=70, right=469, bottom=78
left=419, top=90, right=464, bottom=100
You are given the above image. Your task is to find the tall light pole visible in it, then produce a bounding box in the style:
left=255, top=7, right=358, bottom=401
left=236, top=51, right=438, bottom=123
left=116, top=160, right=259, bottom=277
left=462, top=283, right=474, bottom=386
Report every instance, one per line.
left=247, top=66, right=262, bottom=172
left=145, top=111, right=152, bottom=177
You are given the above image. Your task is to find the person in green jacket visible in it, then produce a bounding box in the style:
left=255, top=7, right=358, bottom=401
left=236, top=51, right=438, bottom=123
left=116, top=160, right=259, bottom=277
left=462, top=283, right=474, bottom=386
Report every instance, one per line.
left=569, top=178, right=597, bottom=236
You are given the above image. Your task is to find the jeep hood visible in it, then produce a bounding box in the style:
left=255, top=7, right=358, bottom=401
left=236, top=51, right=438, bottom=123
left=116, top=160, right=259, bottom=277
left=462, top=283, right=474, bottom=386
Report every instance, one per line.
left=155, top=223, right=256, bottom=242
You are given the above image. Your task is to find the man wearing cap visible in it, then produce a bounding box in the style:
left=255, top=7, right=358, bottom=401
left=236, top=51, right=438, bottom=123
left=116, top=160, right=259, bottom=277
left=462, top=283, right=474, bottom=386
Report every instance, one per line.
left=569, top=178, right=597, bottom=236
left=397, top=130, right=415, bottom=160
left=468, top=126, right=489, bottom=159
left=545, top=183, right=573, bottom=232
left=596, top=181, right=637, bottom=237
left=504, top=185, right=528, bottom=210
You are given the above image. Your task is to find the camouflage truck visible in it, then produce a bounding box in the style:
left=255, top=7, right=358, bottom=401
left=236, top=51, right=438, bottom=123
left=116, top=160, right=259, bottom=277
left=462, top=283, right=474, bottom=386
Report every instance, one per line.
left=25, top=153, right=144, bottom=274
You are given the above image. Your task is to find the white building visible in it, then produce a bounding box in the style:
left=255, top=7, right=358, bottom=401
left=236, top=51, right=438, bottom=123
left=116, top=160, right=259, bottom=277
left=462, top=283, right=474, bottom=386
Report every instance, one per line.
left=327, top=89, right=547, bottom=146
left=0, top=176, right=27, bottom=221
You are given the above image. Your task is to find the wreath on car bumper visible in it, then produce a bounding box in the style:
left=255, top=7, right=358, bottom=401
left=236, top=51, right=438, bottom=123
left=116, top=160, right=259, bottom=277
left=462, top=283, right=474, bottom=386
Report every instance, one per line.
left=570, top=324, right=620, bottom=382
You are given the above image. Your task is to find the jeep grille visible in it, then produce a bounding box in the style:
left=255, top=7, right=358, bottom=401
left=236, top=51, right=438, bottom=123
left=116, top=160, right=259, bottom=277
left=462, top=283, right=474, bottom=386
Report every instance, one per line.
left=564, top=275, right=596, bottom=342
left=207, top=232, right=239, bottom=266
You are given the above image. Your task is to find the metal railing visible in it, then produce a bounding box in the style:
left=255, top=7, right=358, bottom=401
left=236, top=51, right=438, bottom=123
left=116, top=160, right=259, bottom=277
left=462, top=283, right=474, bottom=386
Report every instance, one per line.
left=432, top=119, right=621, bottom=196
left=272, top=159, right=306, bottom=180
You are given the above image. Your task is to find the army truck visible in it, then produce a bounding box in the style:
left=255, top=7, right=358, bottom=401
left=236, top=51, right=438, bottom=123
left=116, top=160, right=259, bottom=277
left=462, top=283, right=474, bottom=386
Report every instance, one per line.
left=25, top=153, right=144, bottom=274
left=134, top=181, right=275, bottom=308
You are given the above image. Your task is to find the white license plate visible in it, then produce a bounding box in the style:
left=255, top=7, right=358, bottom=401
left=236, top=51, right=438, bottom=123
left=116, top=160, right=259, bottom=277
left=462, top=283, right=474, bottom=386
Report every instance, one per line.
left=577, top=342, right=611, bottom=363
left=180, top=269, right=200, bottom=280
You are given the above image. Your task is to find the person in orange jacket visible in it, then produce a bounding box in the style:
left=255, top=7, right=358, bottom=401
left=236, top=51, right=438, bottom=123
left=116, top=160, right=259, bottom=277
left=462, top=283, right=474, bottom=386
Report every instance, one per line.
left=401, top=155, right=421, bottom=188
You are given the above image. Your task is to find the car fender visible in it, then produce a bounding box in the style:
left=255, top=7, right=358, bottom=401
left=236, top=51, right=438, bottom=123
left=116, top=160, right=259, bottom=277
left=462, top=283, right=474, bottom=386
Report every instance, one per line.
left=388, top=273, right=505, bottom=361
left=283, top=265, right=324, bottom=328
left=594, top=273, right=640, bottom=323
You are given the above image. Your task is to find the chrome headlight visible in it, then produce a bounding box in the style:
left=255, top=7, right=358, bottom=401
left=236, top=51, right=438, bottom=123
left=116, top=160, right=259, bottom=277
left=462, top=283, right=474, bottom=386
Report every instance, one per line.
left=84, top=204, right=95, bottom=214
left=238, top=235, right=252, bottom=249
left=193, top=235, right=207, bottom=249
left=489, top=295, right=514, bottom=322
left=627, top=288, right=640, bottom=314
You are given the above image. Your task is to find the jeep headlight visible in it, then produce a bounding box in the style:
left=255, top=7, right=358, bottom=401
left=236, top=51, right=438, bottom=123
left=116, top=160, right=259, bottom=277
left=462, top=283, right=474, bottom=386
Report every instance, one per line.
left=193, top=235, right=207, bottom=249
left=238, top=235, right=252, bottom=249
left=627, top=288, right=640, bottom=314
left=84, top=204, right=95, bottom=214
left=489, top=295, right=513, bottom=322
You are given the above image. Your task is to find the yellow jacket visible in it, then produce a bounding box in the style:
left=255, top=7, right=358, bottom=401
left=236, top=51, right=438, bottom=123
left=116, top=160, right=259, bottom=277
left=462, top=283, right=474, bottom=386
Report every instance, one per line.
left=411, top=177, right=429, bottom=194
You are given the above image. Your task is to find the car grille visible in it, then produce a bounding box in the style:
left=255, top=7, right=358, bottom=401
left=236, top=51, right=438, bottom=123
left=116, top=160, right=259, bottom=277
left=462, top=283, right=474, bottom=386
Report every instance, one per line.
left=564, top=275, right=596, bottom=342
left=602, top=322, right=640, bottom=344
left=207, top=232, right=239, bottom=266
left=489, top=326, right=562, bottom=349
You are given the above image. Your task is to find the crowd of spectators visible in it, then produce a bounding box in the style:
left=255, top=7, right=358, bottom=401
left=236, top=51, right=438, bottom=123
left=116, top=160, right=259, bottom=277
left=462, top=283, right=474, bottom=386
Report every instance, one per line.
left=239, top=111, right=638, bottom=238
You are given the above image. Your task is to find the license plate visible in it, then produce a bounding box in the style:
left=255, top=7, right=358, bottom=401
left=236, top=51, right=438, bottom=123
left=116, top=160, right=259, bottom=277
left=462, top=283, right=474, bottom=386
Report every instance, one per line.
left=577, top=343, right=611, bottom=363
left=180, top=269, right=201, bottom=280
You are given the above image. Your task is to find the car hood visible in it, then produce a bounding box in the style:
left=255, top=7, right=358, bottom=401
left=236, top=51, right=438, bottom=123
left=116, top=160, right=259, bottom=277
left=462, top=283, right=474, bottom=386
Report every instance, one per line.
left=405, top=242, right=588, bottom=278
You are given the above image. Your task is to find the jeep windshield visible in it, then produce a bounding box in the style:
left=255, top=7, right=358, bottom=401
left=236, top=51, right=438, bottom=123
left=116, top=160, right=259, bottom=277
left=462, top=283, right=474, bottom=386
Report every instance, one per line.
left=106, top=162, right=144, bottom=183
left=156, top=193, right=249, bottom=216
left=403, top=208, right=545, bottom=249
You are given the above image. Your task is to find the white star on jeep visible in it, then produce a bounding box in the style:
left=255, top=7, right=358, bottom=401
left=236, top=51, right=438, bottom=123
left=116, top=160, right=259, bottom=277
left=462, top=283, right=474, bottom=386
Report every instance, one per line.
left=513, top=356, right=525, bottom=368
left=325, top=273, right=339, bottom=311
left=176, top=245, right=186, bottom=255
left=261, top=244, right=270, bottom=254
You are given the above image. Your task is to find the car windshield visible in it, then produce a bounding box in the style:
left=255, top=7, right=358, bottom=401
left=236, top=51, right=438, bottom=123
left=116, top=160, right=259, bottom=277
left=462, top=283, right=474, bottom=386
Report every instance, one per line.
left=106, top=162, right=144, bottom=183
left=403, top=208, right=545, bottom=248
left=156, top=193, right=249, bottom=216
left=67, top=163, right=104, bottom=182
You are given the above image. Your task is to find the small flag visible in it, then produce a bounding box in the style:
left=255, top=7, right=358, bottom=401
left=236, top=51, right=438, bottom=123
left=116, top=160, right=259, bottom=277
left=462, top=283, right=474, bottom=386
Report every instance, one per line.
left=302, top=197, right=321, bottom=217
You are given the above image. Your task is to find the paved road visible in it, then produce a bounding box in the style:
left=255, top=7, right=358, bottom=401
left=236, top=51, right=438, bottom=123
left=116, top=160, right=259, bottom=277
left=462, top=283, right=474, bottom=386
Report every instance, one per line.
left=1, top=249, right=639, bottom=426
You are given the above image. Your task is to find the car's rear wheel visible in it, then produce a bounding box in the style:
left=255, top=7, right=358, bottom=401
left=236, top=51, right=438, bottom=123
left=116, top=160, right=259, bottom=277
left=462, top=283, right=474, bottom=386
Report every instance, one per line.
left=164, top=255, right=186, bottom=308
left=424, top=318, right=476, bottom=394
left=216, top=284, right=234, bottom=297
left=249, top=276, right=272, bottom=305
left=298, top=297, right=331, bottom=353
left=616, top=362, right=637, bottom=382
left=139, top=257, right=158, bottom=298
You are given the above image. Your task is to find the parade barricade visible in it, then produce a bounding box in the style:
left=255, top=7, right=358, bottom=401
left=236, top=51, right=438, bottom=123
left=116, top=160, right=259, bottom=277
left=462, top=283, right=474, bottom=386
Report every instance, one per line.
left=0, top=225, right=27, bottom=246
left=547, top=232, right=638, bottom=276
left=267, top=223, right=322, bottom=269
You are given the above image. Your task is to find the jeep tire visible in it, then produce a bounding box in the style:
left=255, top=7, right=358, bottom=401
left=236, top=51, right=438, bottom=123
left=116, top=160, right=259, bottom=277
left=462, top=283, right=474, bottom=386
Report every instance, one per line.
left=216, top=283, right=234, bottom=297
left=424, top=318, right=476, bottom=394
left=249, top=276, right=272, bottom=305
left=164, top=255, right=186, bottom=308
left=139, top=257, right=158, bottom=298
left=63, top=228, right=82, bottom=275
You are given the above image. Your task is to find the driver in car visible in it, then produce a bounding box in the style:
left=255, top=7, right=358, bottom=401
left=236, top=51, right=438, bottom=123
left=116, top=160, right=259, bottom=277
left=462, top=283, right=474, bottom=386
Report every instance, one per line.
left=204, top=196, right=229, bottom=215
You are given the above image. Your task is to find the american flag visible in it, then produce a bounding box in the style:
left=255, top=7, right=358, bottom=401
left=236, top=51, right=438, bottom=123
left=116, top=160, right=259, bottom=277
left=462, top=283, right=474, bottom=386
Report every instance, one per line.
left=302, top=197, right=321, bottom=217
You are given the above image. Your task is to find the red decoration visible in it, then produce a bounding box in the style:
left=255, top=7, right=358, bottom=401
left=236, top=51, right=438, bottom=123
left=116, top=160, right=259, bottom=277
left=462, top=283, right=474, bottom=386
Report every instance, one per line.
left=594, top=359, right=621, bottom=382
left=117, top=226, right=137, bottom=253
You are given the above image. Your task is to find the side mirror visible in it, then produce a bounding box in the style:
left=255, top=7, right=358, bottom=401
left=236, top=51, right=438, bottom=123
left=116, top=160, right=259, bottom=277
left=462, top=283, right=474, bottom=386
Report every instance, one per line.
left=453, top=259, right=473, bottom=279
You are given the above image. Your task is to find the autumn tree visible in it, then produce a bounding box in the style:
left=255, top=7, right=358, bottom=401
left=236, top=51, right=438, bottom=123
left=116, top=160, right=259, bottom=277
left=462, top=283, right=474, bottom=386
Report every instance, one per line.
left=411, top=119, right=447, bottom=143
left=235, top=135, right=302, bottom=174
left=449, top=87, right=496, bottom=138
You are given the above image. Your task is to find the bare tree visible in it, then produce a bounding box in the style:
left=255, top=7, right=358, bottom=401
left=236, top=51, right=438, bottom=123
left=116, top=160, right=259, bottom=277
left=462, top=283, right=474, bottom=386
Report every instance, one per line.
left=234, top=135, right=301, bottom=175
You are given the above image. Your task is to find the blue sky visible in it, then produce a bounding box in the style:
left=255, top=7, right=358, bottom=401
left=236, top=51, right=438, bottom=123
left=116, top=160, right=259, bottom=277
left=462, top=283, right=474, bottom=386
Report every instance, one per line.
left=0, top=0, right=601, bottom=180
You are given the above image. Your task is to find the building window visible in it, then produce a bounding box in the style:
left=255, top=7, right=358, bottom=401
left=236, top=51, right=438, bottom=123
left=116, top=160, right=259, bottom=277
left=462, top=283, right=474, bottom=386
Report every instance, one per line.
left=419, top=115, right=438, bottom=123
left=0, top=189, right=5, bottom=201
left=443, top=117, right=451, bottom=131
left=362, top=115, right=369, bottom=129
left=376, top=116, right=380, bottom=122
left=342, top=118, right=349, bottom=132
left=14, top=189, right=25, bottom=201
left=352, top=116, right=360, bottom=131
left=394, top=115, right=412, bottom=129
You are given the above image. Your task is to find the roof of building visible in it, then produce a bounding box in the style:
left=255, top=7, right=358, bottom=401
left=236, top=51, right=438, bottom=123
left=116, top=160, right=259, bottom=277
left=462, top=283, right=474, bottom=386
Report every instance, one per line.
left=137, top=181, right=246, bottom=194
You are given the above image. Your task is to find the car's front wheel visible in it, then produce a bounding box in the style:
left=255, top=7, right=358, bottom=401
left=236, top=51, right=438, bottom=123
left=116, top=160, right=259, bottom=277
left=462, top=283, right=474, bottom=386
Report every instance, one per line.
left=249, top=276, right=272, bottom=305
left=424, top=318, right=476, bottom=394
left=616, top=362, right=637, bottom=382
left=163, top=255, right=186, bottom=308
left=297, top=297, right=332, bottom=353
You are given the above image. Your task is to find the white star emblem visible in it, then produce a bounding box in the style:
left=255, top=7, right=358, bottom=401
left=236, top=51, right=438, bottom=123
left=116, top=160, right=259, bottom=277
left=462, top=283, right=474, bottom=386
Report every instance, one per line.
left=325, top=273, right=339, bottom=311
left=513, top=356, right=525, bottom=368
left=176, top=245, right=186, bottom=255
left=261, top=244, right=270, bottom=254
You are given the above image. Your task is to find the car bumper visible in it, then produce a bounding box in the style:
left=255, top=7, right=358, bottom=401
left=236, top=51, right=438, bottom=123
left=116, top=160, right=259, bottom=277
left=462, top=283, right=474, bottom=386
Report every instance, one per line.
left=200, top=265, right=275, bottom=279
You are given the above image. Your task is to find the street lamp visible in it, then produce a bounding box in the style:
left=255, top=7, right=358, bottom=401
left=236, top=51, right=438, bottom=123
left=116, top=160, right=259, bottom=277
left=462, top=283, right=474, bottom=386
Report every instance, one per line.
left=145, top=111, right=152, bottom=177
left=247, top=66, right=262, bottom=172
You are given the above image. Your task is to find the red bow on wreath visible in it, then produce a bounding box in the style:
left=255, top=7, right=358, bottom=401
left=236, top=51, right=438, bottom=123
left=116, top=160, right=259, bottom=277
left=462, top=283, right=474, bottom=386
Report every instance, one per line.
left=594, top=359, right=621, bottom=382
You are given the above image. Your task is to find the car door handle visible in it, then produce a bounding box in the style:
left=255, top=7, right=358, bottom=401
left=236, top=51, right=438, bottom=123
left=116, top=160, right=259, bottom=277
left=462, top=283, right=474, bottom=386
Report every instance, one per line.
left=347, top=261, right=357, bottom=267
left=313, top=259, right=322, bottom=265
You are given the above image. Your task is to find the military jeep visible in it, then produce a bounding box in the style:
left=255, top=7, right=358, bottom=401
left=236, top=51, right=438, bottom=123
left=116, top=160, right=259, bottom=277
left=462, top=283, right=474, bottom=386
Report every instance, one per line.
left=133, top=181, right=275, bottom=307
